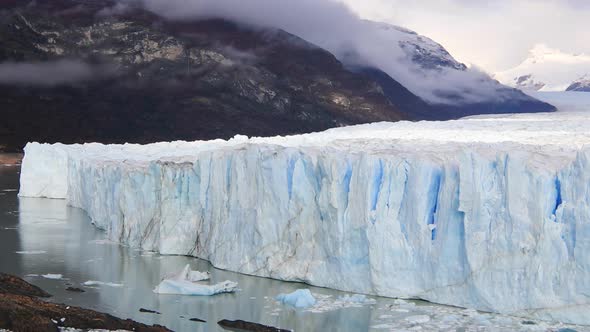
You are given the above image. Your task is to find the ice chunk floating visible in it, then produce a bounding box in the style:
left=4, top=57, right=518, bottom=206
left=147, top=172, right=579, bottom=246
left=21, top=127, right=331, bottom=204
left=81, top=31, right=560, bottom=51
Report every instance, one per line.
left=18, top=93, right=590, bottom=324
left=276, top=289, right=317, bottom=308
left=153, top=264, right=237, bottom=296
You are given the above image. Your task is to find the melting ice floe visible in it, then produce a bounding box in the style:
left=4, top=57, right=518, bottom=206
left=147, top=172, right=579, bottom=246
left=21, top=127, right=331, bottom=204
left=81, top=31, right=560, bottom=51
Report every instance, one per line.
left=153, top=264, right=237, bottom=296
left=17, top=92, right=590, bottom=324
left=275, top=288, right=377, bottom=312
left=15, top=250, right=46, bottom=254
left=276, top=289, right=317, bottom=308
left=82, top=281, right=124, bottom=287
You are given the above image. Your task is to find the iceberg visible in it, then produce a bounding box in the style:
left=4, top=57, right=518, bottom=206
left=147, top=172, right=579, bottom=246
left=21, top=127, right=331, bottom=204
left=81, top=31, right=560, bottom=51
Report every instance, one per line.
left=17, top=93, right=590, bottom=324
left=82, top=281, right=124, bottom=288
left=276, top=289, right=317, bottom=308
left=153, top=264, right=237, bottom=296
left=154, top=279, right=238, bottom=296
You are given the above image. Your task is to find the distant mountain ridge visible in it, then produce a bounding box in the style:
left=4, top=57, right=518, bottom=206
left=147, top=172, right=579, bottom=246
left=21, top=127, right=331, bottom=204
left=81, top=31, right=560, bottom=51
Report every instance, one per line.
left=359, top=21, right=553, bottom=119
left=495, top=44, right=590, bottom=92
left=567, top=75, right=590, bottom=92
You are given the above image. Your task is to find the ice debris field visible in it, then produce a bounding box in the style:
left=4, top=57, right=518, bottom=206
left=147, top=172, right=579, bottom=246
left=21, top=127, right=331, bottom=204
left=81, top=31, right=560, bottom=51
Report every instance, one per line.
left=18, top=92, right=590, bottom=324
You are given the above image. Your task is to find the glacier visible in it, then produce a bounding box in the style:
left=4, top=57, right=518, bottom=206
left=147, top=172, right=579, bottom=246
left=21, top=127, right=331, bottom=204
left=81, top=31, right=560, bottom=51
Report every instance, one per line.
left=18, top=92, right=590, bottom=324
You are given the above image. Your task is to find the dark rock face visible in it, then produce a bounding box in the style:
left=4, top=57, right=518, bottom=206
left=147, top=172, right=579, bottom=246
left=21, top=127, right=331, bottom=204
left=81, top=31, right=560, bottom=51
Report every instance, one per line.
left=0, top=273, right=171, bottom=332
left=0, top=274, right=51, bottom=298
left=0, top=0, right=408, bottom=152
left=65, top=287, right=85, bottom=293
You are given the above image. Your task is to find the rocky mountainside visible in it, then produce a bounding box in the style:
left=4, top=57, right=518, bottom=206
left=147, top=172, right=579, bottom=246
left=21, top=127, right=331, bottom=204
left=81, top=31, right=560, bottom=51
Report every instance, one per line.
left=495, top=44, right=590, bottom=92
left=0, top=0, right=553, bottom=152
left=0, top=0, right=415, bottom=152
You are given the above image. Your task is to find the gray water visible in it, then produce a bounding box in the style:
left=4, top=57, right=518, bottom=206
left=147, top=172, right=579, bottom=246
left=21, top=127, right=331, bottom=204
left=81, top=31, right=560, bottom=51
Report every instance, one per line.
left=0, top=165, right=585, bottom=332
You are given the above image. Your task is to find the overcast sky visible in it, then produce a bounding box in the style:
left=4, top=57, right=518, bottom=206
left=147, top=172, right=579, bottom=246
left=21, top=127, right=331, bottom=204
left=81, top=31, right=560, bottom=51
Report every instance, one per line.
left=337, top=0, right=590, bottom=72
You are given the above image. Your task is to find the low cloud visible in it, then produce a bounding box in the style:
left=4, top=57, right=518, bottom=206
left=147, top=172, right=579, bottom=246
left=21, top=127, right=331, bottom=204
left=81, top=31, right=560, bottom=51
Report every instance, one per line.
left=0, top=59, right=116, bottom=86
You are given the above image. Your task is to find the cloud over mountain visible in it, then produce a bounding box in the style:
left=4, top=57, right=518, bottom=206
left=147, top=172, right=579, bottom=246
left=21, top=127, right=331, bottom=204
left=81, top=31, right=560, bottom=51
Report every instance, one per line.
left=0, top=59, right=115, bottom=86
left=107, top=0, right=518, bottom=105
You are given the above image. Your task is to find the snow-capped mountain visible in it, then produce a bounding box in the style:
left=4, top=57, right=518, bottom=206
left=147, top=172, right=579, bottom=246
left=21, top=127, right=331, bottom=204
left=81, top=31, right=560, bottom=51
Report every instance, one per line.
left=495, top=44, right=590, bottom=91
left=350, top=20, right=527, bottom=107
left=368, top=21, right=467, bottom=72
left=355, top=21, right=552, bottom=119
left=568, top=75, right=590, bottom=92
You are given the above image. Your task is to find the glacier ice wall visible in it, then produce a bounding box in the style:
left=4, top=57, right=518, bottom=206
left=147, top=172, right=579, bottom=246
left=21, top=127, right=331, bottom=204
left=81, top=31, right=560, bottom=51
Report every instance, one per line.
left=18, top=105, right=590, bottom=324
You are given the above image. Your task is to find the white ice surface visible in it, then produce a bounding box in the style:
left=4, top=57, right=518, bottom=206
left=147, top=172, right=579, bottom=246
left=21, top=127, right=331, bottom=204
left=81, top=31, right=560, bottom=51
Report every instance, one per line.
left=18, top=92, right=590, bottom=324
left=276, top=289, right=317, bottom=308
left=42, top=274, right=63, bottom=280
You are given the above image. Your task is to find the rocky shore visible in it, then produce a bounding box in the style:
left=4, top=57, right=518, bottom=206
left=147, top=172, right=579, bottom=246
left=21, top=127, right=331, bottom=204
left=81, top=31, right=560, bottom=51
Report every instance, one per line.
left=0, top=273, right=171, bottom=332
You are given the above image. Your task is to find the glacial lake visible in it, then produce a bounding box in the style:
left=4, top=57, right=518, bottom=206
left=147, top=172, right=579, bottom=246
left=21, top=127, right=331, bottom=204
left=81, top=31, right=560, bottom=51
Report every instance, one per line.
left=0, top=165, right=585, bottom=332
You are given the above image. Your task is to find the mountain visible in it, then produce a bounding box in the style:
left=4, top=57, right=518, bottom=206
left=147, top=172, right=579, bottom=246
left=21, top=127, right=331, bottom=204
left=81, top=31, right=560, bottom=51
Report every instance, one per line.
left=368, top=21, right=467, bottom=72
left=357, top=22, right=553, bottom=119
left=0, top=1, right=553, bottom=152
left=0, top=0, right=413, bottom=152
left=567, top=75, right=590, bottom=92
left=495, top=44, right=590, bottom=92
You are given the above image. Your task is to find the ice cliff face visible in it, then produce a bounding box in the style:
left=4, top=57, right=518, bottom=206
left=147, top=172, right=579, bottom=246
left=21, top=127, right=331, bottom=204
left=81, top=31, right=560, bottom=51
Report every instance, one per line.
left=19, top=93, right=590, bottom=324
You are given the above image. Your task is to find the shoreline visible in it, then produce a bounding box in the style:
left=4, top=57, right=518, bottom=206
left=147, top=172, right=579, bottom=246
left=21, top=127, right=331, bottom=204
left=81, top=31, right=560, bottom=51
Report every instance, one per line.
left=0, top=273, right=171, bottom=332
left=0, top=154, right=23, bottom=167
